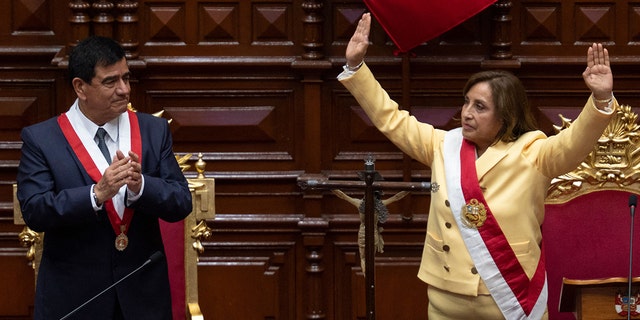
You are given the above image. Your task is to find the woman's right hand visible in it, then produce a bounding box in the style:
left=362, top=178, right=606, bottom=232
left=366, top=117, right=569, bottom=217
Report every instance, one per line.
left=345, top=13, right=371, bottom=69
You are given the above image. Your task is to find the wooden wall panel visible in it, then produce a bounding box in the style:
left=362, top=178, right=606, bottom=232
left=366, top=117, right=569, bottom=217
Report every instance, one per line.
left=0, top=253, right=35, bottom=317
left=333, top=239, right=429, bottom=320
left=0, top=0, right=67, bottom=47
left=2, top=0, right=640, bottom=319
left=198, top=215, right=301, bottom=319
left=199, top=238, right=297, bottom=319
left=0, top=78, right=59, bottom=141
left=138, top=0, right=304, bottom=57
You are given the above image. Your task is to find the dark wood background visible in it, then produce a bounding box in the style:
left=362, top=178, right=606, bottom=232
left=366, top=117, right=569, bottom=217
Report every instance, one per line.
left=1, top=0, right=640, bottom=319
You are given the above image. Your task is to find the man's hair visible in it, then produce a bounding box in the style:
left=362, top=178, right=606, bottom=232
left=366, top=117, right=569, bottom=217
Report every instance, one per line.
left=68, top=36, right=126, bottom=85
left=463, top=70, right=538, bottom=143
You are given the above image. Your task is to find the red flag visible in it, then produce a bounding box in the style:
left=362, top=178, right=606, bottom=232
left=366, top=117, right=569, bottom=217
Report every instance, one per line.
left=364, top=0, right=496, bottom=52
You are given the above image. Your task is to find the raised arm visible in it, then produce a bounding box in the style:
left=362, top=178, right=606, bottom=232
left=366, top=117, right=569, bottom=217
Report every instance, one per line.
left=582, top=43, right=613, bottom=110
left=345, top=13, right=371, bottom=69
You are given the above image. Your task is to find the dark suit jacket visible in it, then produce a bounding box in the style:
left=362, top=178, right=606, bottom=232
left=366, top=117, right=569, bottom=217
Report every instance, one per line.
left=16, top=111, right=193, bottom=320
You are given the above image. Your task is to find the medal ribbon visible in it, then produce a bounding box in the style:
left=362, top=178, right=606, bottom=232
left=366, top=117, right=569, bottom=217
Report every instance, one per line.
left=57, top=110, right=142, bottom=239
left=460, top=138, right=546, bottom=316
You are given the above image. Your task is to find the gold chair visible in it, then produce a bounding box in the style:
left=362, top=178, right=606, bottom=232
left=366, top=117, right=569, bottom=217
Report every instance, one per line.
left=13, top=153, right=215, bottom=320
left=544, top=104, right=640, bottom=320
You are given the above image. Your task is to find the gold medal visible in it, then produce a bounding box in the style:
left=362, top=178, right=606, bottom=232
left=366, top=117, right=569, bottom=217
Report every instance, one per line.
left=462, top=199, right=487, bottom=228
left=115, top=225, right=128, bottom=251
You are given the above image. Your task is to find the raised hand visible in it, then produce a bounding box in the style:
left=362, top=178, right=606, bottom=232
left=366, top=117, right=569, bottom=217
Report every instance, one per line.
left=345, top=13, right=371, bottom=69
left=582, top=43, right=613, bottom=102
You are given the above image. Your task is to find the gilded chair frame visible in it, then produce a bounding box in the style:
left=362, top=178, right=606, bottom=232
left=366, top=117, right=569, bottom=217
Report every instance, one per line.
left=546, top=104, right=640, bottom=203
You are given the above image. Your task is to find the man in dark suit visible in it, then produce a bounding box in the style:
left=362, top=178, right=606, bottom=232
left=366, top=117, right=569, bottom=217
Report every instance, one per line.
left=16, top=36, right=192, bottom=319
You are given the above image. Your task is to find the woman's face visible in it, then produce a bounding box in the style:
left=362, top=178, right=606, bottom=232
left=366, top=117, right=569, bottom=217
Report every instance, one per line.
left=460, top=81, right=503, bottom=155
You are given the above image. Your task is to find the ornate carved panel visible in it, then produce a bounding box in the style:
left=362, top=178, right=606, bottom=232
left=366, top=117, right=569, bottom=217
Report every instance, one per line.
left=522, top=4, right=561, bottom=44
left=0, top=80, right=57, bottom=141
left=146, top=4, right=186, bottom=44
left=574, top=4, right=614, bottom=43
left=199, top=3, right=239, bottom=44
left=12, top=0, right=51, bottom=34
left=144, top=88, right=297, bottom=157
left=253, top=3, right=293, bottom=45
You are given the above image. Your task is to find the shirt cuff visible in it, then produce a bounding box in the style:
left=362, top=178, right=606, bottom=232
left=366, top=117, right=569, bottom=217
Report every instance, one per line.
left=126, top=175, right=145, bottom=206
left=91, top=184, right=103, bottom=211
left=337, top=61, right=364, bottom=80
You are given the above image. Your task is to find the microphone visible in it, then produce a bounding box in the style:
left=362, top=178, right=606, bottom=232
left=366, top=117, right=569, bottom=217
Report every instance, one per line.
left=628, top=194, right=637, bottom=320
left=59, top=251, right=164, bottom=320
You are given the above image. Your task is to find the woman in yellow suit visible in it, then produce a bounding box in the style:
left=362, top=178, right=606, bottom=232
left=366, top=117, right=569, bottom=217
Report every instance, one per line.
left=339, top=13, right=616, bottom=320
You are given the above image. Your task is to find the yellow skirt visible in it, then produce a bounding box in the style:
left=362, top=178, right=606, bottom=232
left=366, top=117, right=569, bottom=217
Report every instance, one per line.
left=427, top=285, right=548, bottom=320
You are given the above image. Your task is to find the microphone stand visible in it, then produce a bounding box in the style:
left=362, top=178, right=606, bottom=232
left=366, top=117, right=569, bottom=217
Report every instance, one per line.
left=628, top=194, right=637, bottom=320
left=59, top=251, right=163, bottom=320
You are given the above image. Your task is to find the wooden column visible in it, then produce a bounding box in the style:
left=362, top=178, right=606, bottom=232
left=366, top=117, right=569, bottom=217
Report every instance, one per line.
left=296, top=1, right=331, bottom=315
left=483, top=0, right=520, bottom=68
left=116, top=0, right=140, bottom=59
left=68, top=0, right=91, bottom=50
left=491, top=0, right=513, bottom=60
left=92, top=0, right=115, bottom=38
left=301, top=0, right=324, bottom=60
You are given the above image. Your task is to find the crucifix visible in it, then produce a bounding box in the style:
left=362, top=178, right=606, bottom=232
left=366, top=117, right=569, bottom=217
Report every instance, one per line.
left=298, top=155, right=439, bottom=320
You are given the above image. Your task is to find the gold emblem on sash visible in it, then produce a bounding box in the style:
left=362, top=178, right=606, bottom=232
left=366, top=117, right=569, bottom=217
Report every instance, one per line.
left=115, top=225, right=128, bottom=251
left=462, top=199, right=487, bottom=228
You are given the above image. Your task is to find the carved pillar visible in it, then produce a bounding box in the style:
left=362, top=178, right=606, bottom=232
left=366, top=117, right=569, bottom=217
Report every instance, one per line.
left=297, top=172, right=329, bottom=320
left=68, top=0, right=91, bottom=51
left=301, top=0, right=324, bottom=60
left=92, top=0, right=115, bottom=38
left=299, top=217, right=328, bottom=320
left=490, top=0, right=513, bottom=60
left=116, top=0, right=140, bottom=59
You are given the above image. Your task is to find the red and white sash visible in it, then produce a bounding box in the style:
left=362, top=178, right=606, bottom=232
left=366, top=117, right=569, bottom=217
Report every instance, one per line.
left=57, top=109, right=142, bottom=242
left=443, top=128, right=547, bottom=319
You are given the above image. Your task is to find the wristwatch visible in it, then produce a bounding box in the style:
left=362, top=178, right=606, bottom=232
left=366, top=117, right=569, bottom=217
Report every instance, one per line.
left=343, top=60, right=363, bottom=72
left=92, top=185, right=102, bottom=207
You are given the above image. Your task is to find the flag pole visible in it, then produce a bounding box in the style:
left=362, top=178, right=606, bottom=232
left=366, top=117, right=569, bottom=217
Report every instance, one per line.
left=401, top=51, right=414, bottom=223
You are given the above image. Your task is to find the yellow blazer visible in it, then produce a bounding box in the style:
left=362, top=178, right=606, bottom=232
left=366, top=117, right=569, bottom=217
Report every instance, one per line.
left=339, top=63, right=615, bottom=296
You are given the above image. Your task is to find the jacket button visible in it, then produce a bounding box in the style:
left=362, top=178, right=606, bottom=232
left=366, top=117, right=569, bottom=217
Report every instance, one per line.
left=471, top=267, right=478, bottom=274
left=444, top=265, right=450, bottom=272
left=442, top=245, right=450, bottom=252
left=445, top=222, right=452, bottom=228
left=445, top=200, right=450, bottom=207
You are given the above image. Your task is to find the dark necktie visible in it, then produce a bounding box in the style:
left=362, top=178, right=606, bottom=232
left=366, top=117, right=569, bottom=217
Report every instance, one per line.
left=96, top=128, right=111, bottom=164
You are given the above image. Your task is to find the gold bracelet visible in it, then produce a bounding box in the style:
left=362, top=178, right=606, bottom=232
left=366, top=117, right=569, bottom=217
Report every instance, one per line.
left=593, top=95, right=613, bottom=104
left=345, top=60, right=364, bottom=72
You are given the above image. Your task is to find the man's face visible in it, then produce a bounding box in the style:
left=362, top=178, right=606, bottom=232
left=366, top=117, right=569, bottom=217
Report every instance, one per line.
left=76, top=57, right=131, bottom=124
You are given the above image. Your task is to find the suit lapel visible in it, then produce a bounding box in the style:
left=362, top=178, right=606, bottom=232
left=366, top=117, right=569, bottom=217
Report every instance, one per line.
left=475, top=141, right=511, bottom=180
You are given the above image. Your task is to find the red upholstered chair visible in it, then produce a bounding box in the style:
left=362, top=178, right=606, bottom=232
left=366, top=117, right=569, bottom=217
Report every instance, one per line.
left=161, top=154, right=215, bottom=319
left=544, top=105, right=640, bottom=320
left=13, top=153, right=215, bottom=320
